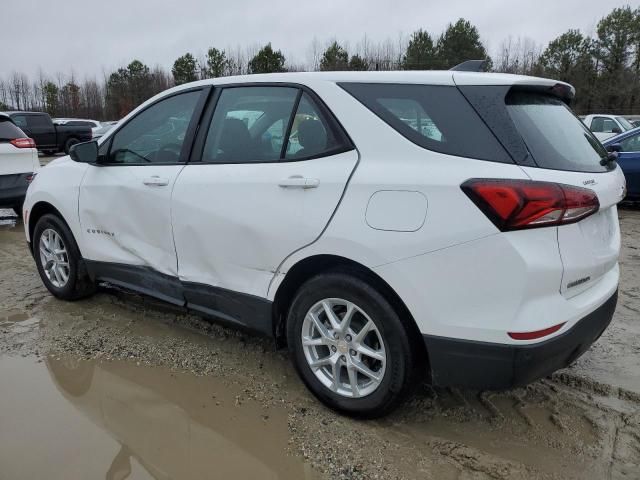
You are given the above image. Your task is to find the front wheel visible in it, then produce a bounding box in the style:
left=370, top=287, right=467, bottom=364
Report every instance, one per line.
left=33, top=214, right=96, bottom=300
left=287, top=271, right=419, bottom=418
left=64, top=138, right=79, bottom=155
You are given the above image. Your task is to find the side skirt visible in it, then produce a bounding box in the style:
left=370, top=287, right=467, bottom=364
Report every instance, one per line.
left=84, top=260, right=274, bottom=337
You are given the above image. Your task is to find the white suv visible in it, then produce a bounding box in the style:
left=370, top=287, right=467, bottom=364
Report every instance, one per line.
left=23, top=72, right=625, bottom=417
left=0, top=113, right=39, bottom=215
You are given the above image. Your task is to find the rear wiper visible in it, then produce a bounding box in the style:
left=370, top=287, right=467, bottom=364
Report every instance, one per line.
left=600, top=152, right=618, bottom=167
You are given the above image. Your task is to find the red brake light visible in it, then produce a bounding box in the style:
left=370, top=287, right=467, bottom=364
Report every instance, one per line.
left=10, top=138, right=36, bottom=149
left=508, top=322, right=565, bottom=340
left=461, top=179, right=599, bottom=231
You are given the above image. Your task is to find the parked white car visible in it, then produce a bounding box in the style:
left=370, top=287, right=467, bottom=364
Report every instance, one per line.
left=53, top=118, right=103, bottom=135
left=583, top=114, right=634, bottom=141
left=23, top=72, right=625, bottom=417
left=0, top=113, right=40, bottom=215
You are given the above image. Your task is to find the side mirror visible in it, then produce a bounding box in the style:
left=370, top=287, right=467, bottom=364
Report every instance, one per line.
left=612, top=126, right=622, bottom=134
left=69, top=140, right=98, bottom=164
left=606, top=143, right=622, bottom=153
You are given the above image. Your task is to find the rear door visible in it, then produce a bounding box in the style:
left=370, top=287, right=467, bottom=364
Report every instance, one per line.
left=172, top=85, right=357, bottom=316
left=501, top=90, right=625, bottom=298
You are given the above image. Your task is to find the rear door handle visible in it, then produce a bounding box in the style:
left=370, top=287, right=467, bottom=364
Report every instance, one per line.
left=278, top=176, right=320, bottom=189
left=143, top=176, right=169, bottom=187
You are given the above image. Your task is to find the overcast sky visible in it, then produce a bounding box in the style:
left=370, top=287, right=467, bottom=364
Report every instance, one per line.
left=2, top=0, right=638, bottom=79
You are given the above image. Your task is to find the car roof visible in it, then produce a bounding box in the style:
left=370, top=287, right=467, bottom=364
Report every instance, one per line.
left=160, top=70, right=573, bottom=95
left=111, top=71, right=574, bottom=134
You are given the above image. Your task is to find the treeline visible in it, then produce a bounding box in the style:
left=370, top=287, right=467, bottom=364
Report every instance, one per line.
left=1, top=5, right=639, bottom=120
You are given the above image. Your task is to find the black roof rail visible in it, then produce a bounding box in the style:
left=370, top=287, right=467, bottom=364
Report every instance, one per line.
left=449, top=60, right=488, bottom=72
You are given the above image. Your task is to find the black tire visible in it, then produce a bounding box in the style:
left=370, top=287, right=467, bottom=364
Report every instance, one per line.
left=33, top=213, right=96, bottom=300
left=64, top=138, right=79, bottom=155
left=287, top=270, right=419, bottom=418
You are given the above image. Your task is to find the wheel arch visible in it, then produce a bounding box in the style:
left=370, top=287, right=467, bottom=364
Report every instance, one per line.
left=272, top=254, right=428, bottom=366
left=28, top=201, right=68, bottom=252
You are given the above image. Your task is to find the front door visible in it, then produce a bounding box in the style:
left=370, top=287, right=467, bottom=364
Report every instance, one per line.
left=79, top=89, right=205, bottom=291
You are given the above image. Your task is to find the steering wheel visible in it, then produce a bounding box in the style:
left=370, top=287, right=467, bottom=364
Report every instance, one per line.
left=155, top=143, right=183, bottom=163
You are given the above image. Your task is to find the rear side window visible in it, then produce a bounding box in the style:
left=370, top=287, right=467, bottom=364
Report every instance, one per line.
left=339, top=83, right=511, bottom=163
left=285, top=93, right=345, bottom=160
left=506, top=92, right=608, bottom=173
left=0, top=118, right=26, bottom=140
left=619, top=132, right=640, bottom=152
left=203, top=86, right=299, bottom=163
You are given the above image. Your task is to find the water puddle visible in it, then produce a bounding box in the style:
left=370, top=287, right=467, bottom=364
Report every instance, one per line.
left=0, top=354, right=320, bottom=480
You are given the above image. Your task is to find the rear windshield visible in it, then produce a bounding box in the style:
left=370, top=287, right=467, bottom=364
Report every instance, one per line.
left=506, top=91, right=608, bottom=173
left=339, top=83, right=511, bottom=163
left=0, top=118, right=26, bottom=141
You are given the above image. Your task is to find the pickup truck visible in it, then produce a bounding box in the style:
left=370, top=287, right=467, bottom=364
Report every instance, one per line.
left=582, top=114, right=635, bottom=142
left=1, top=111, right=92, bottom=155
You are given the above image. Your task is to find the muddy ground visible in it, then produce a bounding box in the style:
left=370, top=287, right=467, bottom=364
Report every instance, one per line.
left=0, top=206, right=639, bottom=480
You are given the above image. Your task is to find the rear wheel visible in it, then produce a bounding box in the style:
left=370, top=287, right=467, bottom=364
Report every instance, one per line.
left=287, top=271, right=419, bottom=418
left=33, top=214, right=96, bottom=300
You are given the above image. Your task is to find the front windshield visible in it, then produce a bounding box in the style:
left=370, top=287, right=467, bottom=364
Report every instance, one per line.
left=616, top=116, right=634, bottom=131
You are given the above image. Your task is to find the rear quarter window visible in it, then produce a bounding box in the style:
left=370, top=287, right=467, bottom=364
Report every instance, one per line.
left=339, top=83, right=512, bottom=163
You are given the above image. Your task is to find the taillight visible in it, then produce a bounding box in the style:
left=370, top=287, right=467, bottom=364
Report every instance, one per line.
left=461, top=179, right=599, bottom=231
left=10, top=138, right=36, bottom=149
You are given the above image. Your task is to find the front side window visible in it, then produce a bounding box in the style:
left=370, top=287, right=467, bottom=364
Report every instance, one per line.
left=107, top=90, right=201, bottom=164
left=202, top=86, right=298, bottom=163
left=620, top=132, right=640, bottom=152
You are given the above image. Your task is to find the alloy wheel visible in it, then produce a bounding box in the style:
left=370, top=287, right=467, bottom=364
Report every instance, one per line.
left=301, top=298, right=387, bottom=398
left=39, top=228, right=70, bottom=288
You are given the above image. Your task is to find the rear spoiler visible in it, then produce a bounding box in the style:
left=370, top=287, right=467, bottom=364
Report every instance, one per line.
left=450, top=60, right=488, bottom=72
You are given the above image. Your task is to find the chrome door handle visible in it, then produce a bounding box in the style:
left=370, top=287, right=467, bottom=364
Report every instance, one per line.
left=278, top=176, right=320, bottom=189
left=143, top=176, right=169, bottom=187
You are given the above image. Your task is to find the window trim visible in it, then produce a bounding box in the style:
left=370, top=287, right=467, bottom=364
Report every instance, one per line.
left=189, top=82, right=356, bottom=165
left=97, top=86, right=211, bottom=167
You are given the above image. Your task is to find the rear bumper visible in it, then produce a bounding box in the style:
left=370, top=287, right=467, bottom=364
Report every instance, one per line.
left=0, top=173, right=31, bottom=207
left=423, top=290, right=618, bottom=389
